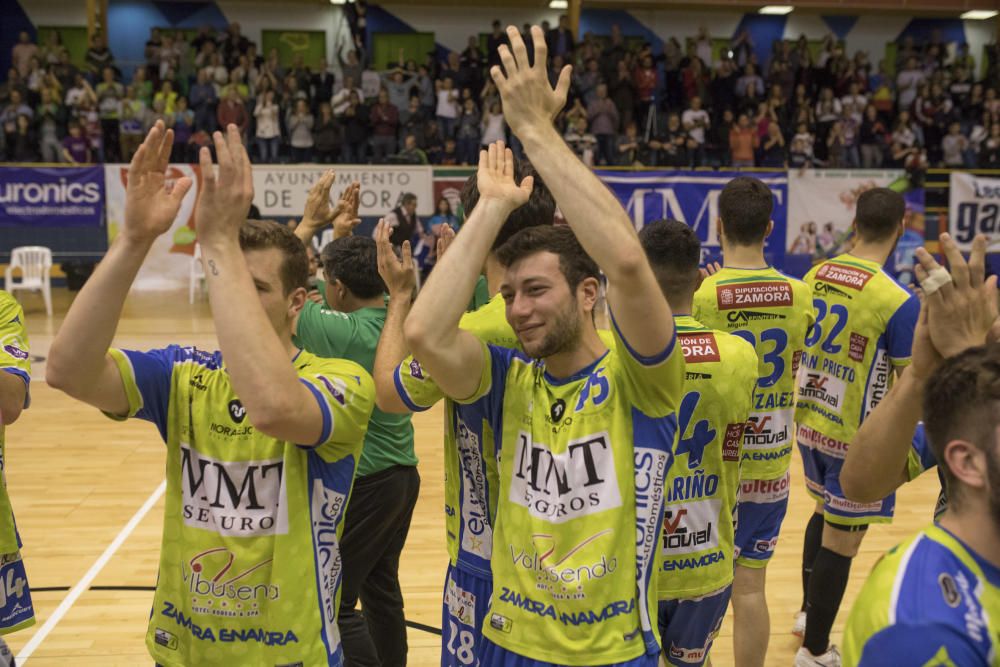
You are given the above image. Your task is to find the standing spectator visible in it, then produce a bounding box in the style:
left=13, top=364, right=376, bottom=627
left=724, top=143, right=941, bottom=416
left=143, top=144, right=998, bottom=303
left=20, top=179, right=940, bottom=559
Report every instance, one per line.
left=40, top=30, right=67, bottom=67
left=415, top=65, right=435, bottom=118
left=217, top=87, right=249, bottom=139
left=708, top=108, right=736, bottom=166
left=842, top=105, right=861, bottom=167
left=587, top=83, right=619, bottom=166
left=332, top=75, right=364, bottom=115
left=573, top=58, right=601, bottom=107
left=859, top=104, right=888, bottom=167
left=253, top=89, right=281, bottom=162
left=131, top=67, right=153, bottom=106
left=11, top=32, right=38, bottom=79
left=633, top=54, right=657, bottom=125
left=694, top=26, right=714, bottom=70
left=486, top=20, right=506, bottom=69
left=64, top=74, right=93, bottom=112
left=546, top=15, right=575, bottom=59
left=5, top=114, right=37, bottom=162
left=979, top=123, right=1000, bottom=167
left=729, top=113, right=758, bottom=167
left=171, top=96, right=194, bottom=162
left=84, top=34, right=113, bottom=82
left=711, top=58, right=739, bottom=115
left=564, top=116, right=597, bottom=166
left=340, top=90, right=368, bottom=163
left=896, top=56, right=925, bottom=113
left=735, top=63, right=765, bottom=104
left=310, top=58, right=336, bottom=110
left=96, top=67, right=123, bottom=161
left=826, top=120, right=847, bottom=167
left=189, top=68, right=217, bottom=132
left=731, top=29, right=754, bottom=68
left=339, top=51, right=363, bottom=92
left=759, top=122, right=786, bottom=167
left=682, top=95, right=711, bottom=166
left=426, top=197, right=459, bottom=235
left=681, top=57, right=711, bottom=107
left=480, top=101, right=505, bottom=147
left=941, top=121, right=969, bottom=168
left=435, top=77, right=459, bottom=138
left=384, top=193, right=420, bottom=248
left=36, top=88, right=64, bottom=162
left=220, top=22, right=251, bottom=69
left=61, top=121, right=90, bottom=163
left=609, top=60, right=636, bottom=131
left=382, top=60, right=417, bottom=112
left=440, top=137, right=460, bottom=165
left=454, top=98, right=481, bottom=165
left=313, top=102, right=342, bottom=163
left=840, top=81, right=867, bottom=116
left=399, top=96, right=427, bottom=149
left=369, top=88, right=399, bottom=163
left=118, top=86, right=146, bottom=160
left=153, top=80, right=178, bottom=115
left=287, top=99, right=315, bottom=162
left=814, top=87, right=842, bottom=160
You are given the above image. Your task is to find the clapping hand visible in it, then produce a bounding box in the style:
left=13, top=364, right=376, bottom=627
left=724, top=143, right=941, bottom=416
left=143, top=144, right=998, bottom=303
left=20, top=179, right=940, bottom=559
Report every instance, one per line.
left=195, top=124, right=255, bottom=245
left=490, top=25, right=571, bottom=136
left=474, top=141, right=533, bottom=213
left=122, top=120, right=193, bottom=244
left=375, top=219, right=416, bottom=298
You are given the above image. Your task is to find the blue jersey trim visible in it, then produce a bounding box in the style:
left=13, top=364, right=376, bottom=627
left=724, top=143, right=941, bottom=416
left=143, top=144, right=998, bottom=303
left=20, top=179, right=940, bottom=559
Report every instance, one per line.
left=543, top=349, right=609, bottom=386
left=934, top=522, right=1000, bottom=588
left=300, top=378, right=333, bottom=447
left=1, top=368, right=29, bottom=409
left=610, top=310, right=677, bottom=367
left=393, top=366, right=431, bottom=413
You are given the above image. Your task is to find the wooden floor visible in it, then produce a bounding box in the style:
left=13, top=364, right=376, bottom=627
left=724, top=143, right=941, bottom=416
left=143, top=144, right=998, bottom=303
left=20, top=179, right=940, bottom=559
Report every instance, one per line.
left=4, top=288, right=940, bottom=666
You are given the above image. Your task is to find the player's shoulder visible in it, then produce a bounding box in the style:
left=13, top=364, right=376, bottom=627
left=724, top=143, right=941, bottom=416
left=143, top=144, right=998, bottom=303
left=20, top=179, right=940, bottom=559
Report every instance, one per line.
left=297, top=349, right=372, bottom=385
left=0, top=290, right=23, bottom=315
left=459, top=295, right=517, bottom=347
left=155, top=344, right=224, bottom=370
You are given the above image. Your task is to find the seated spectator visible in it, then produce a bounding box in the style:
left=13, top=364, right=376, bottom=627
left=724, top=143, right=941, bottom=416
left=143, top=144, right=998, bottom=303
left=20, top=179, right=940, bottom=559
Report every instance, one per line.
left=729, top=113, right=758, bottom=167
left=313, top=102, right=342, bottom=163
left=1, top=90, right=33, bottom=132
left=423, top=120, right=444, bottom=164
left=564, top=116, right=597, bottom=166
left=287, top=99, right=315, bottom=162
left=455, top=97, right=481, bottom=165
left=574, top=58, right=601, bottom=107
left=616, top=121, right=651, bottom=166
left=392, top=134, right=428, bottom=165
left=4, top=113, right=37, bottom=162
left=650, top=113, right=688, bottom=168
left=61, top=120, right=90, bottom=163
left=439, top=137, right=459, bottom=165
left=426, top=196, right=460, bottom=235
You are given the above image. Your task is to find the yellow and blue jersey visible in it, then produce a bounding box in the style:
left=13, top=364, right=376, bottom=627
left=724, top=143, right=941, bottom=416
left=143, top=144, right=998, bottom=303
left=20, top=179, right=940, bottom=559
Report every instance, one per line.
left=843, top=523, right=1000, bottom=666
left=693, top=267, right=815, bottom=480
left=106, top=345, right=374, bottom=667
left=660, top=316, right=757, bottom=600
left=458, top=316, right=685, bottom=665
left=795, top=254, right=919, bottom=448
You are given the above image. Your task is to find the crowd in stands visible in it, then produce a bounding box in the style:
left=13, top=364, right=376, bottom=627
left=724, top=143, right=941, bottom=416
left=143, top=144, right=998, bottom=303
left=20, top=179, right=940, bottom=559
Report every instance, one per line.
left=5, top=15, right=1000, bottom=170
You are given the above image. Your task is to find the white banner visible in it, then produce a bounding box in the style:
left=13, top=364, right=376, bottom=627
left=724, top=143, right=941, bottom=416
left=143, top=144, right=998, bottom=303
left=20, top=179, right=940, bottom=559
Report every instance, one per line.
left=787, top=170, right=905, bottom=259
left=105, top=164, right=201, bottom=290
left=948, top=172, right=1000, bottom=251
left=252, top=165, right=434, bottom=218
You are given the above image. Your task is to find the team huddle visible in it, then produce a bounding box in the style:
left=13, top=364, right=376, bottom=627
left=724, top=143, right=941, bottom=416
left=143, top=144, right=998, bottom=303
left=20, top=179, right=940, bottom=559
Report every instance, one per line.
left=0, top=23, right=997, bottom=667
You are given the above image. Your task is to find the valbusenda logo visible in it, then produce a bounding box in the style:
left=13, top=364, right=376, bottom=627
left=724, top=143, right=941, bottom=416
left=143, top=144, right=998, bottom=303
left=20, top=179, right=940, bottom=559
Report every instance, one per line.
left=0, top=178, right=102, bottom=205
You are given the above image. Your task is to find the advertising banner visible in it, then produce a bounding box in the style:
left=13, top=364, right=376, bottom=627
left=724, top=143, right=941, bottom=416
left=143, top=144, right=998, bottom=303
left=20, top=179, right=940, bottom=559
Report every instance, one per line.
left=0, top=166, right=104, bottom=227
left=596, top=171, right=788, bottom=266
left=948, top=172, right=1000, bottom=251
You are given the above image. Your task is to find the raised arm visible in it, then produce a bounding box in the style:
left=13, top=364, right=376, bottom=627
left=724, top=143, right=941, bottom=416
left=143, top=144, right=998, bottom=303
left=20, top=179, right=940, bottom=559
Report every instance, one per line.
left=196, top=125, right=328, bottom=445
left=294, top=172, right=361, bottom=246
left=372, top=219, right=417, bottom=413
left=491, top=25, right=674, bottom=356
left=404, top=143, right=531, bottom=400
left=46, top=122, right=192, bottom=414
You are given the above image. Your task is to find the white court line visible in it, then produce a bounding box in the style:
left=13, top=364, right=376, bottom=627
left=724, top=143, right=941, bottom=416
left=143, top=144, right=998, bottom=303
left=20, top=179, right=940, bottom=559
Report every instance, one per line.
left=17, top=479, right=167, bottom=665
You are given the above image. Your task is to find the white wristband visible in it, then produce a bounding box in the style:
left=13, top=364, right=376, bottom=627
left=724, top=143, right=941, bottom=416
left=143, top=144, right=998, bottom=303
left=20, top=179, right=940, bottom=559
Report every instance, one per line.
left=919, top=266, right=952, bottom=296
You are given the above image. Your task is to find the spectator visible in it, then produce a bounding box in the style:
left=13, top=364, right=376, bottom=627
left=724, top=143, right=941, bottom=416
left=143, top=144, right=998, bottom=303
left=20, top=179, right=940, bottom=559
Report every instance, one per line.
left=5, top=113, right=37, bottom=162
left=435, top=77, right=459, bottom=138
left=710, top=58, right=739, bottom=114
left=65, top=74, right=93, bottom=111
left=332, top=75, right=364, bottom=116
left=340, top=50, right=363, bottom=92
left=84, top=34, right=114, bottom=82
left=546, top=15, right=575, bottom=59
left=616, top=120, right=650, bottom=166
left=633, top=54, right=657, bottom=123
left=189, top=68, right=217, bottom=132
left=682, top=95, right=710, bottom=166
left=1, top=90, right=32, bottom=138
left=841, top=105, right=861, bottom=167
left=486, top=20, right=506, bottom=69
left=663, top=37, right=684, bottom=109
left=587, top=83, right=619, bottom=166
left=574, top=58, right=601, bottom=107
left=650, top=113, right=688, bottom=167
left=119, top=85, right=146, bottom=160
left=61, top=120, right=90, bottom=163
left=415, top=65, right=436, bottom=117
left=694, top=26, right=714, bottom=70
left=399, top=96, right=427, bottom=148
left=814, top=86, right=842, bottom=159
left=735, top=63, right=765, bottom=101
left=313, top=102, right=342, bottom=163
left=310, top=58, right=336, bottom=109
left=609, top=59, right=636, bottom=131
left=340, top=90, right=368, bottom=163
left=426, top=196, right=459, bottom=235
left=439, top=137, right=459, bottom=165
left=217, top=86, right=249, bottom=138
left=480, top=101, right=505, bottom=147
left=96, top=67, right=123, bottom=161
left=153, top=80, right=178, bottom=115
left=40, top=30, right=67, bottom=67
left=859, top=104, right=888, bottom=168
left=131, top=67, right=153, bottom=106
left=36, top=88, right=64, bottom=162
left=759, top=122, right=786, bottom=167
left=369, top=88, right=399, bottom=163
left=979, top=122, right=1000, bottom=168
left=287, top=99, right=315, bottom=162
left=385, top=193, right=420, bottom=248
left=11, top=32, right=38, bottom=79
left=393, top=133, right=428, bottom=165
left=172, top=96, right=194, bottom=162
left=708, top=108, right=735, bottom=166
left=564, top=116, right=597, bottom=166
left=681, top=56, right=710, bottom=107
left=826, top=119, right=846, bottom=167
left=382, top=58, right=417, bottom=111
left=455, top=97, right=481, bottom=165
left=253, top=89, right=280, bottom=162
left=729, top=112, right=758, bottom=167
left=896, top=56, right=925, bottom=112
left=940, top=121, right=969, bottom=168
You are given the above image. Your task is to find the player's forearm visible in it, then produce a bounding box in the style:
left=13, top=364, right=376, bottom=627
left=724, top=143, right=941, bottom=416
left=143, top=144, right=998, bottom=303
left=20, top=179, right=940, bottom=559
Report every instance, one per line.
left=518, top=124, right=647, bottom=284
left=293, top=220, right=319, bottom=246
left=199, top=240, right=308, bottom=426
left=47, top=235, right=150, bottom=392
left=0, top=371, right=27, bottom=425
left=842, top=370, right=924, bottom=503
left=406, top=198, right=508, bottom=354
left=373, top=294, right=412, bottom=413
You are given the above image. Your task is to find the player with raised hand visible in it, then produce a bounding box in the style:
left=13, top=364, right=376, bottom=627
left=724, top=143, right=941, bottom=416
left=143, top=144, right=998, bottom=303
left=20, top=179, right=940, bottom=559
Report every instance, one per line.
left=639, top=220, right=759, bottom=666
left=691, top=177, right=815, bottom=667
left=841, top=233, right=998, bottom=514
left=403, top=22, right=685, bottom=667
left=793, top=188, right=920, bottom=667
left=46, top=122, right=375, bottom=666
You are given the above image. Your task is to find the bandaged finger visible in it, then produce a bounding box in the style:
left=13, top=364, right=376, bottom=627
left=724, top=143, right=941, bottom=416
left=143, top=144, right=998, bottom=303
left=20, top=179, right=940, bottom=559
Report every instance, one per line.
left=918, top=266, right=952, bottom=296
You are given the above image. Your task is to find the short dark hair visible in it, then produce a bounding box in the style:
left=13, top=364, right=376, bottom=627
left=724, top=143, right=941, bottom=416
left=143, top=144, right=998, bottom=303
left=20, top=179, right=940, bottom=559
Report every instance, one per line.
left=401, top=192, right=417, bottom=206
left=495, top=225, right=599, bottom=291
left=238, top=219, right=310, bottom=295
left=460, top=158, right=556, bottom=252
left=638, top=219, right=701, bottom=305
left=923, top=345, right=1000, bottom=509
left=320, top=236, right=385, bottom=299
left=855, top=187, right=905, bottom=242
left=718, top=176, right=774, bottom=246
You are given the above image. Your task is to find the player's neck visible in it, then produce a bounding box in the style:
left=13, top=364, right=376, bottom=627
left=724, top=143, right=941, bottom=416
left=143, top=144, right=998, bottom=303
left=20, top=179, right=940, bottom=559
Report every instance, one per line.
left=721, top=242, right=768, bottom=270
left=940, top=507, right=1000, bottom=568
left=544, top=325, right=607, bottom=380
left=847, top=240, right=892, bottom=265
left=485, top=256, right=504, bottom=297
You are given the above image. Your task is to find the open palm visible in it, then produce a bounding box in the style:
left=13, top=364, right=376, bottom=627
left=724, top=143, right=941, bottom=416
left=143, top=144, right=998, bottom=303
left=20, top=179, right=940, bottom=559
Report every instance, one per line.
left=122, top=121, right=192, bottom=242
left=476, top=141, right=533, bottom=209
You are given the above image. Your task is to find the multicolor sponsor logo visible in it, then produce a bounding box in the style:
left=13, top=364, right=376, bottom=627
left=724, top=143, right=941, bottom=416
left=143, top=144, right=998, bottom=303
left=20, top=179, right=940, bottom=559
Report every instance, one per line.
left=717, top=282, right=793, bottom=309
left=816, top=263, right=873, bottom=291
left=679, top=333, right=721, bottom=363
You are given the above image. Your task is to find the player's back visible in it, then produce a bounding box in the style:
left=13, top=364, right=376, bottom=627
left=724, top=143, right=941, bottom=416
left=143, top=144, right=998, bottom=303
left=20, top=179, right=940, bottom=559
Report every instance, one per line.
left=795, top=254, right=919, bottom=446
left=660, top=316, right=757, bottom=599
left=693, top=266, right=814, bottom=480
left=842, top=524, right=1000, bottom=666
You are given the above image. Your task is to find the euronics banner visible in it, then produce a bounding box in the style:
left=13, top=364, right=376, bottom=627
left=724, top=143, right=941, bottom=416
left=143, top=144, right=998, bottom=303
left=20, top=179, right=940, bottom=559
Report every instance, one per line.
left=0, top=165, right=104, bottom=227
left=252, top=165, right=434, bottom=217
left=596, top=171, right=788, bottom=266
left=948, top=172, right=1000, bottom=251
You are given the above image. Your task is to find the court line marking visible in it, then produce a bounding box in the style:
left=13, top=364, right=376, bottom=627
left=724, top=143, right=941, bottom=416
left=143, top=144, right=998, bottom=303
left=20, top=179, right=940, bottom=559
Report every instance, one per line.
left=16, top=479, right=167, bottom=665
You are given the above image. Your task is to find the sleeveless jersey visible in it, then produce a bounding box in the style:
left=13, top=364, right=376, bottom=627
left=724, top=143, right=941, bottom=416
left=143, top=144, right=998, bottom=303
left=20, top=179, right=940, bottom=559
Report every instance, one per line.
left=843, top=523, right=1000, bottom=666
left=795, top=254, right=919, bottom=451
left=107, top=345, right=374, bottom=667
left=693, top=267, right=815, bottom=480
left=462, top=319, right=685, bottom=665
left=659, top=316, right=757, bottom=599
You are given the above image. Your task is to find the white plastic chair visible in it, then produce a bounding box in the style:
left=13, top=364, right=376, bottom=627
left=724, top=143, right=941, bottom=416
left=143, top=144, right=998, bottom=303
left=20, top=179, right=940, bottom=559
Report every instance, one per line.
left=189, top=243, right=206, bottom=304
left=4, top=246, right=52, bottom=316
